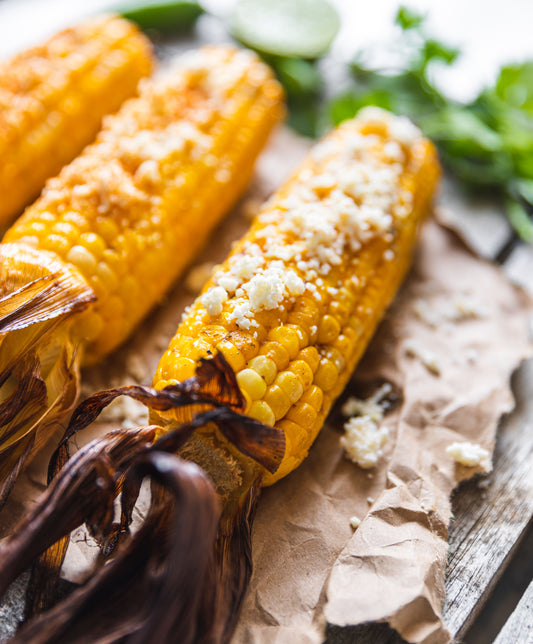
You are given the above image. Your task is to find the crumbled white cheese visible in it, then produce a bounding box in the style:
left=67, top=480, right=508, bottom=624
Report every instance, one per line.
left=367, top=497, right=375, bottom=504
left=200, top=286, right=228, bottom=316
left=404, top=338, right=441, bottom=375
left=350, top=515, right=361, bottom=530
left=196, top=109, right=421, bottom=329
left=446, top=441, right=489, bottom=467
left=341, top=383, right=392, bottom=421
left=341, top=416, right=389, bottom=469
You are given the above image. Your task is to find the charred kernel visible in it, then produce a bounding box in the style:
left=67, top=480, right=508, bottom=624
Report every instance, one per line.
left=263, top=384, right=291, bottom=420
left=237, top=368, right=267, bottom=400
left=314, top=359, right=338, bottom=391
left=317, top=315, right=340, bottom=344
left=248, top=355, right=277, bottom=385
left=248, top=400, right=275, bottom=426
left=275, top=371, right=304, bottom=405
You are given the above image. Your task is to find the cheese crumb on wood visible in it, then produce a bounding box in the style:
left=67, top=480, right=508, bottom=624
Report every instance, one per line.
left=446, top=441, right=489, bottom=467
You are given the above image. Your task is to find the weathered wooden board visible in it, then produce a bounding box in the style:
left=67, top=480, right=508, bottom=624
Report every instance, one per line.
left=494, top=579, right=533, bottom=644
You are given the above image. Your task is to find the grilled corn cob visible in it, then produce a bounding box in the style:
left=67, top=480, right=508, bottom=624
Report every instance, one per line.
left=153, top=107, right=440, bottom=485
left=0, top=15, right=153, bottom=227
left=0, top=45, right=284, bottom=504
left=0, top=109, right=439, bottom=644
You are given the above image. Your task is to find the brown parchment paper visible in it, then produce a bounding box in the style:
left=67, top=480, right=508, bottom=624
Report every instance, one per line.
left=0, top=128, right=531, bottom=644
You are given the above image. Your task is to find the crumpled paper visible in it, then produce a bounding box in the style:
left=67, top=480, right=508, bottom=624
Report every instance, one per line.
left=232, top=220, right=532, bottom=644
left=0, top=129, right=531, bottom=644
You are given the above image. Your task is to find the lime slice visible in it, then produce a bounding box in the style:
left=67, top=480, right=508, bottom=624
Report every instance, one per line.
left=118, top=0, right=204, bottom=32
left=231, top=0, right=340, bottom=59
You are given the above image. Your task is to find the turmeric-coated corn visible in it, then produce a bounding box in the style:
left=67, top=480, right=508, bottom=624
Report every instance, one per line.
left=0, top=15, right=154, bottom=226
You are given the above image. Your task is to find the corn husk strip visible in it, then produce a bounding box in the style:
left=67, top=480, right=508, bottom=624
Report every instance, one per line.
left=0, top=356, right=284, bottom=642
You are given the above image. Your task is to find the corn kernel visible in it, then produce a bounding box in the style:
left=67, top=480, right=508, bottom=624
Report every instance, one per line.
left=173, top=357, right=197, bottom=382
left=288, top=359, right=314, bottom=389
left=297, top=346, right=320, bottom=373
left=217, top=339, right=246, bottom=372
left=75, top=311, right=103, bottom=342
left=263, top=384, right=291, bottom=420
left=42, top=233, right=69, bottom=255
left=96, top=218, right=120, bottom=243
left=317, top=315, right=341, bottom=344
left=248, top=355, right=277, bottom=386
left=268, top=325, right=300, bottom=359
left=286, top=402, right=317, bottom=430
left=275, top=371, right=304, bottom=405
left=237, top=368, right=267, bottom=400
left=327, top=347, right=345, bottom=373
left=66, top=244, right=97, bottom=275
left=80, top=232, right=106, bottom=257
left=314, top=358, right=338, bottom=391
left=96, top=261, right=118, bottom=292
left=259, top=341, right=289, bottom=371
left=300, top=384, right=323, bottom=411
left=248, top=400, right=275, bottom=426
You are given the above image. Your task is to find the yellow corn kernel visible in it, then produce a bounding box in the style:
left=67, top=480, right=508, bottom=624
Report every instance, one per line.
left=268, top=325, right=300, bottom=359
left=286, top=401, right=317, bottom=429
left=66, top=245, right=98, bottom=275
left=248, top=400, right=275, bottom=427
left=237, top=368, right=267, bottom=401
left=297, top=346, right=320, bottom=373
left=288, top=360, right=314, bottom=389
left=248, top=355, right=277, bottom=386
left=300, top=384, right=323, bottom=412
left=275, top=371, right=304, bottom=405
left=259, top=341, right=290, bottom=371
left=0, top=15, right=153, bottom=227
left=314, top=358, right=338, bottom=392
left=317, top=314, right=341, bottom=345
left=263, top=384, right=292, bottom=421
left=217, top=340, right=247, bottom=373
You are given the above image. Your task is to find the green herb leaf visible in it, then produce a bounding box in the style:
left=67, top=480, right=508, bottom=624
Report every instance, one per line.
left=395, top=6, right=424, bottom=31
left=273, top=58, right=322, bottom=98
left=231, top=0, right=340, bottom=59
left=118, top=0, right=204, bottom=32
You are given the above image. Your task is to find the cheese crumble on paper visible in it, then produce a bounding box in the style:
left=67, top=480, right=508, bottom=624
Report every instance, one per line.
left=340, top=384, right=391, bottom=469
left=446, top=441, right=490, bottom=467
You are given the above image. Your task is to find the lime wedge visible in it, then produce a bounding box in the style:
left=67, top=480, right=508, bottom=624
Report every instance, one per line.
left=231, top=0, right=340, bottom=59
left=119, top=0, right=204, bottom=32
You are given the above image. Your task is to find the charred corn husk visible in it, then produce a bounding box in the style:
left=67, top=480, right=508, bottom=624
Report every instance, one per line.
left=0, top=15, right=154, bottom=227
left=153, top=107, right=440, bottom=485
left=0, top=45, right=284, bottom=504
